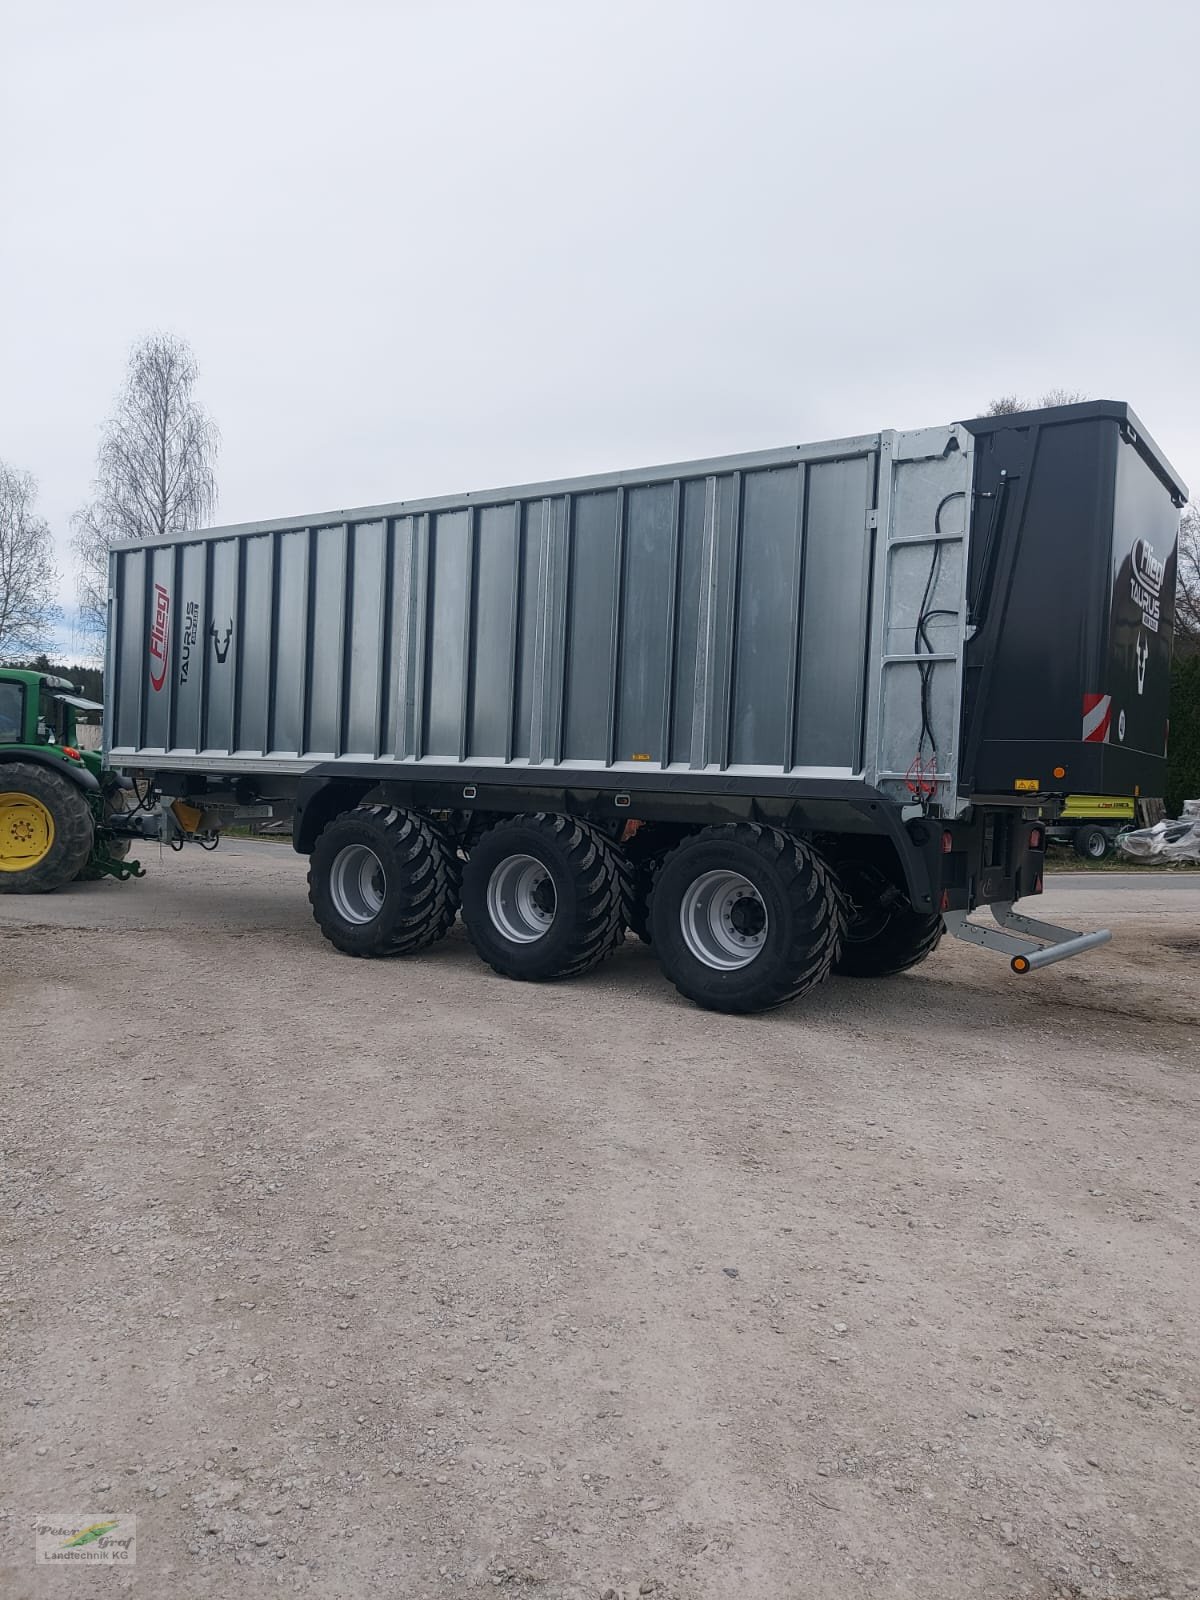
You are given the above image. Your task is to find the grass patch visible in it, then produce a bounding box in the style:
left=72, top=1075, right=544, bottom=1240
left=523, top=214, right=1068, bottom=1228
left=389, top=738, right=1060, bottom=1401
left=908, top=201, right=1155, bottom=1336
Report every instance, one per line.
left=1045, top=847, right=1199, bottom=874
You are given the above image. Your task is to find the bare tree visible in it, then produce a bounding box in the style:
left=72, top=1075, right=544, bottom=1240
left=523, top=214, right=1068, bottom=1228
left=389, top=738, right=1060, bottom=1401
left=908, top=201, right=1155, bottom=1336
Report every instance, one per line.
left=73, top=333, right=219, bottom=634
left=1037, top=388, right=1090, bottom=408
left=0, top=462, right=59, bottom=659
left=1175, top=503, right=1200, bottom=655
left=984, top=389, right=1089, bottom=416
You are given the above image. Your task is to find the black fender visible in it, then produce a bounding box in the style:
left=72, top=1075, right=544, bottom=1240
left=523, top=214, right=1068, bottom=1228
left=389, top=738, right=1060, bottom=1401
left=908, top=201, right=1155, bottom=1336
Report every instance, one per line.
left=292, top=774, right=375, bottom=855
left=0, top=749, right=100, bottom=793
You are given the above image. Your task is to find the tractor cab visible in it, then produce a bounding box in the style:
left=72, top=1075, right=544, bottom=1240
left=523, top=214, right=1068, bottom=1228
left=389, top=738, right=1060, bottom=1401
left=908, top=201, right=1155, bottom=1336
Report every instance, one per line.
left=0, top=669, right=104, bottom=771
left=42, top=685, right=105, bottom=769
left=3, top=670, right=77, bottom=744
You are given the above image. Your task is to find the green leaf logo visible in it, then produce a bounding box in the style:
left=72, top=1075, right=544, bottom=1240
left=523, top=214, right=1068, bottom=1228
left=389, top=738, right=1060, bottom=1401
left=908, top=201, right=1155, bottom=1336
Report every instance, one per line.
left=61, top=1520, right=119, bottom=1548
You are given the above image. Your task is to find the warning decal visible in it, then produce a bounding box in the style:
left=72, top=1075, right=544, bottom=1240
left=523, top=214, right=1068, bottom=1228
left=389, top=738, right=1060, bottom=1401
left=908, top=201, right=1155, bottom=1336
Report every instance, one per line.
left=1082, top=692, right=1112, bottom=744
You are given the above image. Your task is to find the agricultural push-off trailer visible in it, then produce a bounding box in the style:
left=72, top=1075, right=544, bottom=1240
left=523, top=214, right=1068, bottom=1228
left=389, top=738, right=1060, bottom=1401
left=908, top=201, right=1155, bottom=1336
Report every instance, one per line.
left=3, top=401, right=1185, bottom=1013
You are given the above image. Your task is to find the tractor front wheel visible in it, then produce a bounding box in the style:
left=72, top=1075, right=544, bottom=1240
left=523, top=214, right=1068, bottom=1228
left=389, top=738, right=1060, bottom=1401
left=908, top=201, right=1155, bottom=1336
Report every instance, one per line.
left=0, top=764, right=95, bottom=893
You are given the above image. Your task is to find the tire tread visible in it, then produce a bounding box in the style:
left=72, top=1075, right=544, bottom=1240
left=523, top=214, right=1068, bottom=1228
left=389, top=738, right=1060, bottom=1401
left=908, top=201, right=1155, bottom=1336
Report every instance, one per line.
left=653, top=823, right=843, bottom=1012
left=464, top=812, right=626, bottom=981
left=0, top=763, right=94, bottom=894
left=308, top=804, right=460, bottom=956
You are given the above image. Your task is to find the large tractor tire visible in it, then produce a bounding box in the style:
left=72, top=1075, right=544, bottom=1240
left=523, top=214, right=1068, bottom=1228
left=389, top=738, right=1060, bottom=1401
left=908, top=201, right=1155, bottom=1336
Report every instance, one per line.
left=308, top=805, right=460, bottom=957
left=461, top=813, right=626, bottom=981
left=831, top=857, right=943, bottom=979
left=0, top=763, right=95, bottom=894
left=650, top=824, right=843, bottom=1013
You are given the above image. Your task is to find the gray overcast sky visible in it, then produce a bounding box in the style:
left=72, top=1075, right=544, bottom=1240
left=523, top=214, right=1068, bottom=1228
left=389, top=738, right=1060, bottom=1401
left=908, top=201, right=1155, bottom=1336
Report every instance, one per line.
left=2, top=0, right=1197, bottom=650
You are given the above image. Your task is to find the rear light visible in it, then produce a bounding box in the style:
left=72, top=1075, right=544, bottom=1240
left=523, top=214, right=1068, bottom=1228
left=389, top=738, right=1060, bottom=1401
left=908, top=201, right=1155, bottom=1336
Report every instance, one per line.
left=940, top=830, right=953, bottom=854
left=62, top=746, right=81, bottom=760
left=1029, top=826, right=1044, bottom=850
left=939, top=888, right=950, bottom=911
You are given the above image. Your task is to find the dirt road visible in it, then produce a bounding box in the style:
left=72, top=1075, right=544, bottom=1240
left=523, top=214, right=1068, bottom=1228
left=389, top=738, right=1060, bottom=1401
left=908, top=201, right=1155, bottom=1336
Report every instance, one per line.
left=2, top=846, right=1197, bottom=1599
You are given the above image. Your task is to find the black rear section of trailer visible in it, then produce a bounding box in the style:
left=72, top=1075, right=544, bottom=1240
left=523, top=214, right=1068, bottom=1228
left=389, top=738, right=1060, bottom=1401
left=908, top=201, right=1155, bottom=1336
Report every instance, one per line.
left=957, top=401, right=1186, bottom=802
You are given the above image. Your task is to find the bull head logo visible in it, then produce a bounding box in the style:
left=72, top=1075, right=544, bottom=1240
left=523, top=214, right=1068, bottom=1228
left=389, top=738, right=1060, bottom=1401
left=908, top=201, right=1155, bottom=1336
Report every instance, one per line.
left=210, top=619, right=234, bottom=664
left=1136, top=631, right=1149, bottom=695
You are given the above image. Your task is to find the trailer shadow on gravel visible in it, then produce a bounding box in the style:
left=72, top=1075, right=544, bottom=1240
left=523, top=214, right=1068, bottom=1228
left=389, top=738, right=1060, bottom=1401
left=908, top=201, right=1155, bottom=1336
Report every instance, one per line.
left=582, top=924, right=1200, bottom=1057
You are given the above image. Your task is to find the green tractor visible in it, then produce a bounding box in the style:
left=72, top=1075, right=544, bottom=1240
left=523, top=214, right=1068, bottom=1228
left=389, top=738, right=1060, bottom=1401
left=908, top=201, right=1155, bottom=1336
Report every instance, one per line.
left=0, top=667, right=143, bottom=893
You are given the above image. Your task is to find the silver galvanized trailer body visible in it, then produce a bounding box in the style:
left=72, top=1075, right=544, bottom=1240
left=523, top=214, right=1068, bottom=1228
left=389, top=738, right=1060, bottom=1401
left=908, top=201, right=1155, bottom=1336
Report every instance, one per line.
left=106, top=425, right=975, bottom=814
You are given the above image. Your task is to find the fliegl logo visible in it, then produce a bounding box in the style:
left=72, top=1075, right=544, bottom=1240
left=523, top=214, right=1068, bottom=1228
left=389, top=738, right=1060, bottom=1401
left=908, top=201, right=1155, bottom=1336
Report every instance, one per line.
left=148, top=583, right=171, bottom=691
left=1129, top=537, right=1165, bottom=634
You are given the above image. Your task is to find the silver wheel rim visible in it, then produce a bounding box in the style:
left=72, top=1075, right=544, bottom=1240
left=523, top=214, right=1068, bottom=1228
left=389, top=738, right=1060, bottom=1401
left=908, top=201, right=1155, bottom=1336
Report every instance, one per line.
left=680, top=869, right=768, bottom=970
left=330, top=843, right=386, bottom=924
left=487, top=853, right=556, bottom=943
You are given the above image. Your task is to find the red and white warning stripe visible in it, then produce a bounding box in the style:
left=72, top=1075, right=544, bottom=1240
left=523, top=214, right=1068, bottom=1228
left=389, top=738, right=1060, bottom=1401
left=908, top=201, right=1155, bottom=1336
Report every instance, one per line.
left=1082, top=692, right=1112, bottom=744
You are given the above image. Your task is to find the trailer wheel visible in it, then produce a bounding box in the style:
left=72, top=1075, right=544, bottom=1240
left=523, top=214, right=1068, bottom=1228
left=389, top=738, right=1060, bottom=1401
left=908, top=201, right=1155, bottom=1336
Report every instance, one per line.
left=650, top=824, right=843, bottom=1013
left=624, top=857, right=657, bottom=945
left=308, top=805, right=460, bottom=957
left=461, top=813, right=626, bottom=981
left=1072, top=824, right=1112, bottom=861
left=0, top=763, right=95, bottom=894
left=619, top=822, right=682, bottom=945
left=832, top=859, right=943, bottom=978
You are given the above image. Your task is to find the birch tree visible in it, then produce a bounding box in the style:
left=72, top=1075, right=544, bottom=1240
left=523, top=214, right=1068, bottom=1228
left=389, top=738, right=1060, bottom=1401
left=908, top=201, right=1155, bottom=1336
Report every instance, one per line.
left=73, top=334, right=218, bottom=633
left=0, top=462, right=59, bottom=658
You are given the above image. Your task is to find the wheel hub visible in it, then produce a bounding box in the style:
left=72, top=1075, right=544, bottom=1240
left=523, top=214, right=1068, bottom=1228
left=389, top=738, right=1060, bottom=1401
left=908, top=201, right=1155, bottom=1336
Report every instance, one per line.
left=728, top=896, right=766, bottom=937
left=679, top=869, right=768, bottom=970
left=841, top=861, right=897, bottom=944
left=0, top=793, right=56, bottom=871
left=329, top=843, right=386, bottom=924
left=487, top=854, right=557, bottom=943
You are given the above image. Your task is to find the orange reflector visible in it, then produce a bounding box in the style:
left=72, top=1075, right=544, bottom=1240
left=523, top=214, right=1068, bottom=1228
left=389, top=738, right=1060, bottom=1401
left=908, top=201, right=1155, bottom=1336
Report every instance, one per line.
left=1053, top=765, right=1066, bottom=779
left=631, top=753, right=652, bottom=762
left=1012, top=956, right=1030, bottom=974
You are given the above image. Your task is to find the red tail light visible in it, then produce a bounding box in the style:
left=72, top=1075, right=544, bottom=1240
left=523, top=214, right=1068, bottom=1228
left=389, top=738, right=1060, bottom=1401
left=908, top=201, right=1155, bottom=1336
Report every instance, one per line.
left=940, top=830, right=953, bottom=854
left=1029, top=826, right=1044, bottom=850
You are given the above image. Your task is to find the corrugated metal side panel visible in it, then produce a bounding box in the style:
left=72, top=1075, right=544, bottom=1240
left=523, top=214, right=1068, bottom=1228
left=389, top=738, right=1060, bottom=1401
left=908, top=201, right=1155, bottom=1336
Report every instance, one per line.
left=107, top=445, right=882, bottom=777
left=794, top=458, right=875, bottom=768
left=467, top=504, right=519, bottom=759
left=273, top=529, right=309, bottom=754
left=561, top=491, right=621, bottom=762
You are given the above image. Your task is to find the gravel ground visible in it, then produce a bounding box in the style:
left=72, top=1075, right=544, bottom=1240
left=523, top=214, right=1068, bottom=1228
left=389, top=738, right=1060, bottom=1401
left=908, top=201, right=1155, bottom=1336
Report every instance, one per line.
left=1, top=843, right=1197, bottom=1600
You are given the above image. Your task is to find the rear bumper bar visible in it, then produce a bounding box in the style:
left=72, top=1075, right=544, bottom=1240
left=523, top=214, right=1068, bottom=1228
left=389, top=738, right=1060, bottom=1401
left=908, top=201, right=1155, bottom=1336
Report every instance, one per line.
left=944, top=901, right=1112, bottom=974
